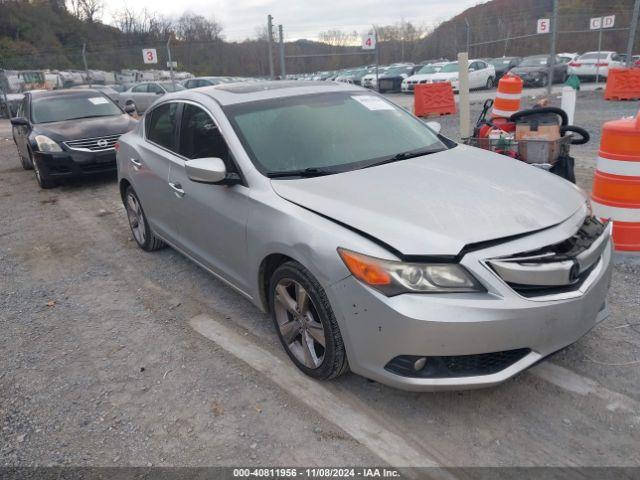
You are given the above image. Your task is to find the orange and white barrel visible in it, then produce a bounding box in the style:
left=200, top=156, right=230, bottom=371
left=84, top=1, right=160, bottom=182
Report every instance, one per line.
left=591, top=112, right=640, bottom=252
left=491, top=74, right=523, bottom=118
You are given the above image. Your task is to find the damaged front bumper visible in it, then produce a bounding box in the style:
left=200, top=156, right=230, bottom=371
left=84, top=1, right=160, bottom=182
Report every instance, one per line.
left=327, top=211, right=613, bottom=391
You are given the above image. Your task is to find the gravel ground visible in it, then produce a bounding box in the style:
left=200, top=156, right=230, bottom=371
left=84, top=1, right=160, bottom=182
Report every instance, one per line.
left=1, top=90, right=639, bottom=470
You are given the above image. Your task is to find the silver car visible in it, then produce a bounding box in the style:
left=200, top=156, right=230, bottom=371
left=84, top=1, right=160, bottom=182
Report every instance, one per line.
left=116, top=81, right=612, bottom=391
left=119, top=81, right=185, bottom=114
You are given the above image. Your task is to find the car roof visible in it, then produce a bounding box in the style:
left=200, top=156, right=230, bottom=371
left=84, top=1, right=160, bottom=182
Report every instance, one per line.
left=173, top=80, right=361, bottom=106
left=28, top=89, right=106, bottom=99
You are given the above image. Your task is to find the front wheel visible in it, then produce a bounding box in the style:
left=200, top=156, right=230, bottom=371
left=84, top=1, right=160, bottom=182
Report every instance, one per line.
left=540, top=74, right=549, bottom=87
left=124, top=186, right=165, bottom=251
left=32, top=153, right=56, bottom=189
left=269, top=261, right=348, bottom=380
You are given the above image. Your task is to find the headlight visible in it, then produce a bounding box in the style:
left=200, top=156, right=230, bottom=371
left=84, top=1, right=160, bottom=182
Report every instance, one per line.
left=338, top=248, right=484, bottom=296
left=34, top=135, right=62, bottom=153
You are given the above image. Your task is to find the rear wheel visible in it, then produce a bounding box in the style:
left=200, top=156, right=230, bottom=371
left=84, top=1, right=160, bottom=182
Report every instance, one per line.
left=269, top=261, right=348, bottom=380
left=124, top=186, right=165, bottom=251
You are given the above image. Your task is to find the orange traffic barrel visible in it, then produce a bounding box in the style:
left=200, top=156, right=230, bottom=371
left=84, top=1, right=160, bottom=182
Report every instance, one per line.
left=491, top=73, right=523, bottom=118
left=591, top=112, right=640, bottom=251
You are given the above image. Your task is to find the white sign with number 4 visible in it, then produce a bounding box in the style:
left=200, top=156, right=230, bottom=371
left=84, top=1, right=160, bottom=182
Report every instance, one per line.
left=537, top=18, right=550, bottom=34
left=362, top=35, right=376, bottom=50
left=142, top=48, right=158, bottom=64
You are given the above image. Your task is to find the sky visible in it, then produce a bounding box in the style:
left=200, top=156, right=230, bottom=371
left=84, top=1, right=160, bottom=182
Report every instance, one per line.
left=102, top=0, right=483, bottom=41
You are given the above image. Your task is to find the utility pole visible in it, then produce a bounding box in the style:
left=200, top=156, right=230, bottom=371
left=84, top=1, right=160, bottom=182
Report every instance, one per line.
left=464, top=18, right=470, bottom=54
left=82, top=43, right=90, bottom=87
left=504, top=27, right=510, bottom=57
left=267, top=15, right=275, bottom=79
left=595, top=21, right=603, bottom=84
left=547, top=0, right=558, bottom=97
left=278, top=24, right=285, bottom=79
left=167, top=36, right=175, bottom=87
left=626, top=0, right=640, bottom=67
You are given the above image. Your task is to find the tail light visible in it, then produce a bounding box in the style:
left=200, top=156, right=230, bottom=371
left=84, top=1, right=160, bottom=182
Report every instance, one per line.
left=568, top=61, right=581, bottom=67
left=114, top=142, right=120, bottom=152
left=596, top=62, right=609, bottom=67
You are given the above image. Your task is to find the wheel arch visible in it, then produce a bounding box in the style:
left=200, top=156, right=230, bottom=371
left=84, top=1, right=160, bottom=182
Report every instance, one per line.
left=258, top=253, right=296, bottom=313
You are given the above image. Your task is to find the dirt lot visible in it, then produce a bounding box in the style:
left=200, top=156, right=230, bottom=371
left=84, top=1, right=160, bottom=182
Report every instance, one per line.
left=1, top=91, right=640, bottom=470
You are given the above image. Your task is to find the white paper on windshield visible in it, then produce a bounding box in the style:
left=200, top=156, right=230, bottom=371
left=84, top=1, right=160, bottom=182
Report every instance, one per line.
left=352, top=95, right=394, bottom=111
left=88, top=97, right=109, bottom=105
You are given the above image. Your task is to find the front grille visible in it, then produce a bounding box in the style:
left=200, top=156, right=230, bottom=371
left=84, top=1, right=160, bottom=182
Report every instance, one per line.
left=488, top=217, right=608, bottom=297
left=64, top=134, right=120, bottom=152
left=385, top=349, right=531, bottom=378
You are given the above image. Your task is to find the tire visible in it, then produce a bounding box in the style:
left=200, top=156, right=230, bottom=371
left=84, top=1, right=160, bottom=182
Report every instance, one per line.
left=485, top=76, right=494, bottom=89
left=269, top=261, right=349, bottom=380
left=32, top=151, right=56, bottom=189
left=123, top=186, right=165, bottom=251
left=540, top=74, right=549, bottom=87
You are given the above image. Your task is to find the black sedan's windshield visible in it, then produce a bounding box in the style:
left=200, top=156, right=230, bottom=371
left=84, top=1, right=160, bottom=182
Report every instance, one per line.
left=31, top=94, right=122, bottom=123
left=225, top=92, right=447, bottom=176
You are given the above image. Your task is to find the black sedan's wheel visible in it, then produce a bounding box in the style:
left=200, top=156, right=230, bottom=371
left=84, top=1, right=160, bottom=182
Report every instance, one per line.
left=124, top=186, right=165, bottom=251
left=32, top=153, right=56, bottom=189
left=269, top=261, right=348, bottom=380
left=540, top=74, right=549, bottom=87
left=485, top=76, right=494, bottom=89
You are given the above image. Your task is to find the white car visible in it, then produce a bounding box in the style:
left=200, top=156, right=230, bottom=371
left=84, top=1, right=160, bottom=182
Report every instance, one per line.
left=401, top=63, right=447, bottom=93
left=568, top=51, right=625, bottom=79
left=428, top=60, right=496, bottom=92
left=361, top=67, right=390, bottom=89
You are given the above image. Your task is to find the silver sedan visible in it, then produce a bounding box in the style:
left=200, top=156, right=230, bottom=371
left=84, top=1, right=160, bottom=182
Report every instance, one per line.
left=116, top=81, right=612, bottom=391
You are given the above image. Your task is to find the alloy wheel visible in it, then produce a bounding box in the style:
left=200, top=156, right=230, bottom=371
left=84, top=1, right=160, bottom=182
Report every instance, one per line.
left=126, top=192, right=147, bottom=245
left=273, top=278, right=326, bottom=369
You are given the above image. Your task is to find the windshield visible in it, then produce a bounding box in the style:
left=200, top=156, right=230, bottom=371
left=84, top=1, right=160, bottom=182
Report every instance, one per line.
left=520, top=56, right=548, bottom=67
left=160, top=82, right=185, bottom=92
left=385, top=66, right=412, bottom=75
left=225, top=92, right=447, bottom=176
left=417, top=65, right=439, bottom=74
left=490, top=58, right=513, bottom=66
left=439, top=63, right=459, bottom=73
left=31, top=94, right=122, bottom=123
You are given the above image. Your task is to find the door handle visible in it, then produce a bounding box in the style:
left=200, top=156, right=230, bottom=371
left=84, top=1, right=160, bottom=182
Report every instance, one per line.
left=129, top=158, right=142, bottom=169
left=169, top=182, right=185, bottom=198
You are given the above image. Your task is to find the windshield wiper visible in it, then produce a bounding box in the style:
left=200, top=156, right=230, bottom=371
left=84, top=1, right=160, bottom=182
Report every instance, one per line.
left=362, top=147, right=444, bottom=169
left=266, top=167, right=338, bottom=179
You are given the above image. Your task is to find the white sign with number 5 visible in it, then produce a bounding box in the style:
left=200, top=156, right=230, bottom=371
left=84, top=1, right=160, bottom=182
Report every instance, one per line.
left=142, top=48, right=158, bottom=64
left=537, top=18, right=550, bottom=34
left=362, top=34, right=376, bottom=50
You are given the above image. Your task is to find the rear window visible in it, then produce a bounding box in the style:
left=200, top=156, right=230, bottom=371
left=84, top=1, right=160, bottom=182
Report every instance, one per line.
left=31, top=94, right=121, bottom=123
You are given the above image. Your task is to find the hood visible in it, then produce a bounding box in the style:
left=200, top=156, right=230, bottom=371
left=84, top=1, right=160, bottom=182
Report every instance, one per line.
left=271, top=145, right=585, bottom=256
left=406, top=74, right=433, bottom=82
left=35, top=114, right=136, bottom=142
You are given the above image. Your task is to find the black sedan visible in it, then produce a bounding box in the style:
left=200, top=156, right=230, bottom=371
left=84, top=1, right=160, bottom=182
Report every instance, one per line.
left=488, top=56, right=522, bottom=80
left=509, top=55, right=568, bottom=87
left=377, top=65, right=421, bottom=93
left=11, top=89, right=137, bottom=188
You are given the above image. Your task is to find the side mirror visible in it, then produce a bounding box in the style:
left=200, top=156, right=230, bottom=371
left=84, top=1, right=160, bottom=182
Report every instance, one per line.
left=123, top=104, right=136, bottom=115
left=426, top=121, right=442, bottom=134
left=186, top=157, right=227, bottom=184
left=10, top=117, right=28, bottom=126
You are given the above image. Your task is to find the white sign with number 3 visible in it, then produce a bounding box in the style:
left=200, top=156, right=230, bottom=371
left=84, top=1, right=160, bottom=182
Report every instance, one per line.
left=537, top=18, right=550, bottom=34
left=142, top=48, right=158, bottom=64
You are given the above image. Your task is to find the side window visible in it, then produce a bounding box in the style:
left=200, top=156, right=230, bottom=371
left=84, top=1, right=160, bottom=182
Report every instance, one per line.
left=146, top=103, right=179, bottom=152
left=132, top=84, right=147, bottom=93
left=179, top=104, right=231, bottom=166
left=469, top=62, right=478, bottom=71
left=148, top=83, right=163, bottom=94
